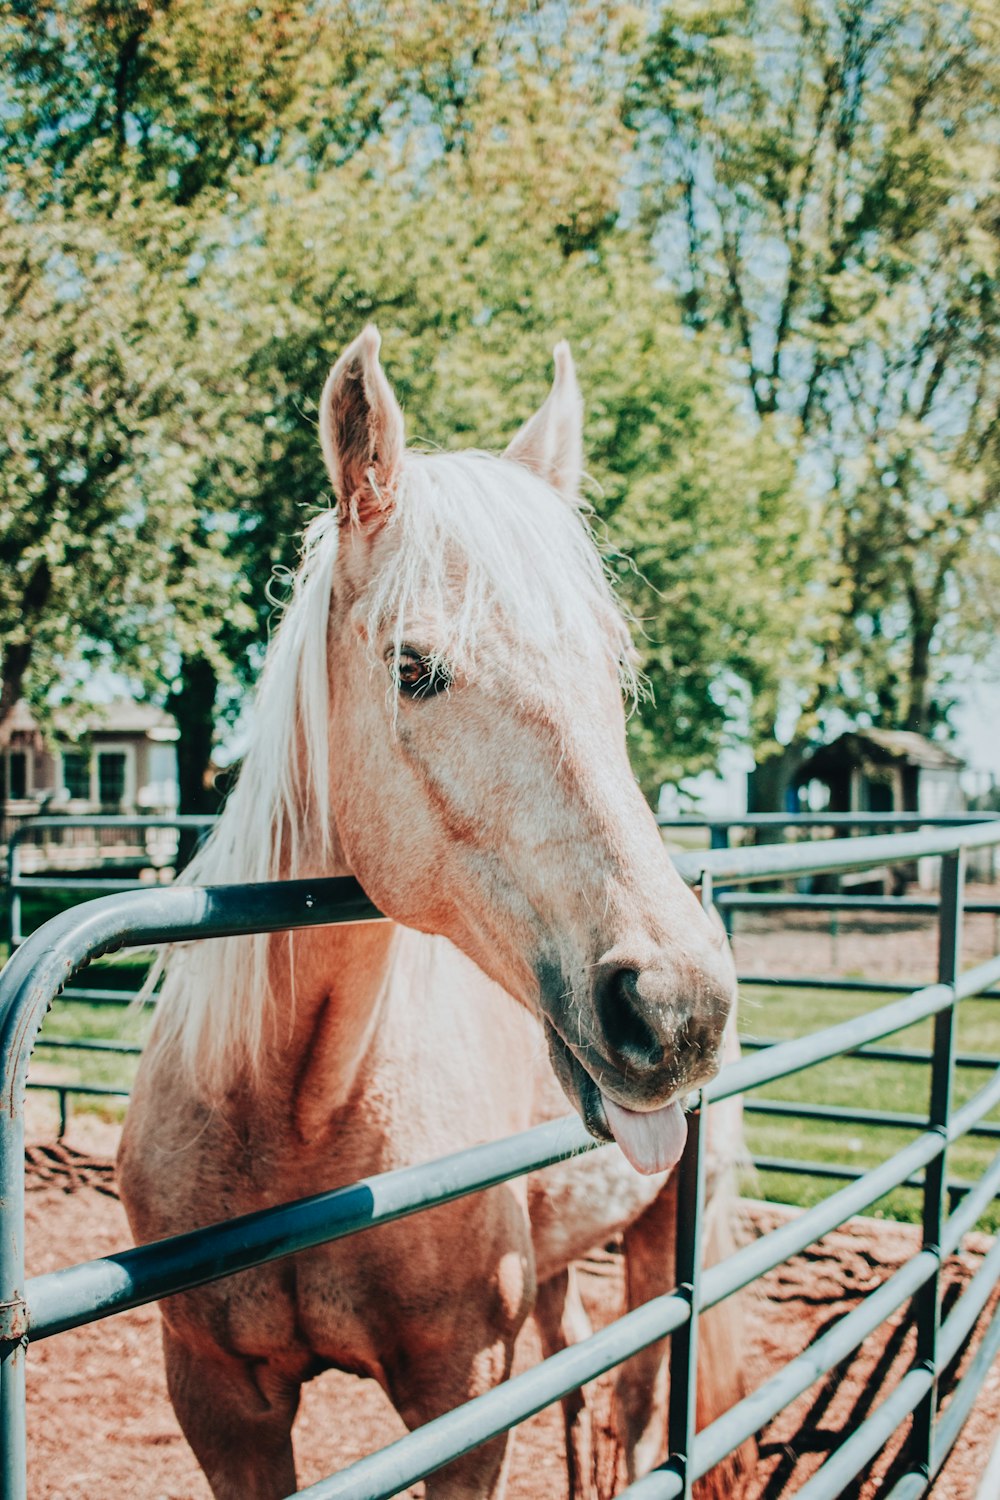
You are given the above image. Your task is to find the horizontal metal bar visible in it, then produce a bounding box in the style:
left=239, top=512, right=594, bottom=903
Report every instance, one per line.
left=11, top=815, right=215, bottom=835
left=741, top=1036, right=1000, bottom=1072
left=949, top=1067, right=1000, bottom=1144
left=691, top=1251, right=938, bottom=1480
left=702, top=1130, right=944, bottom=1311
left=27, top=1115, right=595, bottom=1342
left=718, top=953, right=1000, bottom=1107
left=938, top=1236, right=1000, bottom=1371
left=942, top=1149, right=1000, bottom=1254
left=752, top=1155, right=927, bottom=1187
left=13, top=877, right=166, bottom=893
left=658, top=815, right=999, bottom=829
left=739, top=975, right=1000, bottom=1001
left=746, top=1099, right=1000, bottom=1139
left=293, top=1291, right=691, bottom=1500
left=929, top=1288, right=1000, bottom=1480
left=0, top=878, right=383, bottom=1122
left=673, top=821, right=1000, bottom=887
left=720, top=893, right=1000, bottom=914
left=26, top=1082, right=129, bottom=1099
left=793, top=1365, right=933, bottom=1500
left=708, top=984, right=955, bottom=1103
left=34, top=1037, right=143, bottom=1055
left=57, top=988, right=152, bottom=1006
left=882, top=1472, right=928, bottom=1500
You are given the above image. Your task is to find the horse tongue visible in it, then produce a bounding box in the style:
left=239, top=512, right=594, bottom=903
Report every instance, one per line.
left=601, top=1095, right=688, bottom=1176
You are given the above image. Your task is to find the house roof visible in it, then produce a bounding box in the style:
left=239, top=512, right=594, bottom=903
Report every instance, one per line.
left=3, top=699, right=41, bottom=736
left=67, top=701, right=178, bottom=738
left=5, top=698, right=178, bottom=744
left=0, top=699, right=45, bottom=749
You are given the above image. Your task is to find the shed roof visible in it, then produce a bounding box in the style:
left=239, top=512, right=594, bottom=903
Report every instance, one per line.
left=797, top=728, right=965, bottom=779
left=858, top=727, right=965, bottom=770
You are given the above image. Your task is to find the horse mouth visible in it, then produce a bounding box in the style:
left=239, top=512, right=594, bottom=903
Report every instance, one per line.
left=542, top=1017, right=692, bottom=1176
left=542, top=1020, right=615, bottom=1142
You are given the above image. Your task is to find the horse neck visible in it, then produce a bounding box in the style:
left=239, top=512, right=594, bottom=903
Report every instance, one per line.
left=269, top=900, right=400, bottom=1141
left=245, top=696, right=409, bottom=1134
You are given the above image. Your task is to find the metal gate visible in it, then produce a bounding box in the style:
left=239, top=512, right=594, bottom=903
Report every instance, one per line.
left=4, top=822, right=1000, bottom=1498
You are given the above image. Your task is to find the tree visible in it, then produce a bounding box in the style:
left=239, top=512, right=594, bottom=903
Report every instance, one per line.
left=187, top=174, right=821, bottom=795
left=628, top=0, right=1000, bottom=798
left=2, top=0, right=823, bottom=810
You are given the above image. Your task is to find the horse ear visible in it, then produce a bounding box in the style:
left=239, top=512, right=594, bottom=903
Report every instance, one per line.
left=319, top=325, right=405, bottom=527
left=504, top=341, right=584, bottom=500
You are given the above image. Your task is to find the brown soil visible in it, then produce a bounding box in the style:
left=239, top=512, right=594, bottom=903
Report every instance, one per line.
left=730, top=882, right=1000, bottom=990
left=24, top=1129, right=1000, bottom=1500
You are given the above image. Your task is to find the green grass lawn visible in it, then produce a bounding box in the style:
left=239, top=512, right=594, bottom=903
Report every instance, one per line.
left=739, top=982, right=1000, bottom=1233
left=28, top=952, right=154, bottom=1126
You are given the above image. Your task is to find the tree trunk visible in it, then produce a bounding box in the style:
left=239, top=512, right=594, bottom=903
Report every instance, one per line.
left=0, top=562, right=50, bottom=863
left=905, top=617, right=934, bottom=738
left=0, top=648, right=33, bottom=874
left=747, top=741, right=808, bottom=818
left=166, top=655, right=220, bottom=867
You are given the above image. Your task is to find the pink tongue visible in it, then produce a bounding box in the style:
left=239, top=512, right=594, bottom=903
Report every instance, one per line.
left=602, top=1096, right=688, bottom=1176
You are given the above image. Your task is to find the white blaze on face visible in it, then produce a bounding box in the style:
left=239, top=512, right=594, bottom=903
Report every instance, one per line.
left=602, top=1094, right=689, bottom=1176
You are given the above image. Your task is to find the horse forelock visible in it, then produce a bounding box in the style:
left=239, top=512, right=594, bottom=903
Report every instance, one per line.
left=361, top=452, right=638, bottom=692
left=151, top=446, right=639, bottom=1095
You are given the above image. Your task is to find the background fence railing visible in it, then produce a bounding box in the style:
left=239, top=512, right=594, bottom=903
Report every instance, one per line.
left=4, top=823, right=1000, bottom=1496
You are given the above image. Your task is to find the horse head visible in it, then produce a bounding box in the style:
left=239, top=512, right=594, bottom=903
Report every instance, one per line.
left=317, top=326, right=737, bottom=1175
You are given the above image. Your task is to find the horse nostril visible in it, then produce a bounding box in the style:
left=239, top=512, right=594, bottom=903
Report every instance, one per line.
left=595, top=967, right=664, bottom=1073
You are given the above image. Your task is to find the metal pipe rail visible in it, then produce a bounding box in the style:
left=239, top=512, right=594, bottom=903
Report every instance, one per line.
left=5, top=813, right=216, bottom=947
left=658, top=814, right=1000, bottom=831
left=4, top=823, right=1000, bottom=1498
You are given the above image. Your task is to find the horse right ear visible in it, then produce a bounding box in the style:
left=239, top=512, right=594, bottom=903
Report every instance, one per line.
left=320, top=326, right=406, bottom=527
left=504, top=341, right=584, bottom=501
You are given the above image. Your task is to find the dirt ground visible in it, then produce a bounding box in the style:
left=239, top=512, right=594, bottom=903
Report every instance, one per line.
left=729, top=883, right=1000, bottom=990
left=23, top=1122, right=1000, bottom=1500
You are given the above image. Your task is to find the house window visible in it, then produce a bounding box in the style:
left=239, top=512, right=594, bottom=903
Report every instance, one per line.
left=62, top=752, right=91, bottom=801
left=98, top=751, right=127, bottom=809
left=6, top=750, right=27, bottom=800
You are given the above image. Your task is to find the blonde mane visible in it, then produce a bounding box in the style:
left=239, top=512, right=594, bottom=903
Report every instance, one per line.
left=151, top=450, right=639, bottom=1094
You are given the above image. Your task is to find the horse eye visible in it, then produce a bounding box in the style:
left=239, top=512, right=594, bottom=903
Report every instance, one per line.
left=390, top=648, right=452, bottom=700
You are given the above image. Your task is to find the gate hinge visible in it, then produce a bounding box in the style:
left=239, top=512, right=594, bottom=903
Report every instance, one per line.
left=0, top=1294, right=28, bottom=1343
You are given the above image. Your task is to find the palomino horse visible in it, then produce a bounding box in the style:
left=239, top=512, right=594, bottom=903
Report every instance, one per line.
left=118, top=329, right=749, bottom=1500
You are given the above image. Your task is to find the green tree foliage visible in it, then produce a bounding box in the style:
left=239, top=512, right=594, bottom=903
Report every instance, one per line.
left=2, top=0, right=821, bottom=806
left=628, top=0, right=1000, bottom=774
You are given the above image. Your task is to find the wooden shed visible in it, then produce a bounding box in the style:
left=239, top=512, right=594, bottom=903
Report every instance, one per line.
left=793, top=728, right=966, bottom=818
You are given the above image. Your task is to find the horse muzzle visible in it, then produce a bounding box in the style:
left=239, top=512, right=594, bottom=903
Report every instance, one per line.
left=538, top=944, right=736, bottom=1175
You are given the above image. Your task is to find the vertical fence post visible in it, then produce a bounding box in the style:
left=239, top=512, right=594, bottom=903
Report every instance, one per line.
left=708, top=826, right=733, bottom=937
left=8, top=829, right=22, bottom=949
left=666, top=1098, right=706, bottom=1498
left=911, top=848, right=964, bottom=1478
left=663, top=871, right=716, bottom=1494
left=0, top=1105, right=28, bottom=1500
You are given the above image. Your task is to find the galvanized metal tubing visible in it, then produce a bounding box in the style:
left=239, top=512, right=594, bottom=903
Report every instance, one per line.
left=4, top=822, right=1000, bottom=1498
left=5, top=812, right=216, bottom=946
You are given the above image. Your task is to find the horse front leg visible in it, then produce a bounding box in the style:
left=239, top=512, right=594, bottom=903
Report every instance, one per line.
left=615, top=1177, right=678, bottom=1485
left=534, top=1267, right=597, bottom=1500
left=385, top=1329, right=520, bottom=1500
left=616, top=1172, right=755, bottom=1500
left=162, top=1323, right=301, bottom=1500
